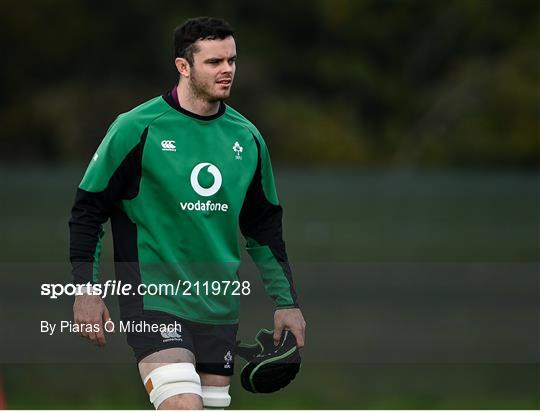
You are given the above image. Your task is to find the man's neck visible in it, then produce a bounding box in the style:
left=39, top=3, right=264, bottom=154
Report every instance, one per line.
left=176, top=83, right=220, bottom=117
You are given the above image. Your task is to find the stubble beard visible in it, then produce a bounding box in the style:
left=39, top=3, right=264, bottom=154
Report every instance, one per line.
left=189, top=68, right=230, bottom=104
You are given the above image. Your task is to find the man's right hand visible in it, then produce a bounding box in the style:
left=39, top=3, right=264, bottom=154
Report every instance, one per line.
left=73, top=294, right=111, bottom=347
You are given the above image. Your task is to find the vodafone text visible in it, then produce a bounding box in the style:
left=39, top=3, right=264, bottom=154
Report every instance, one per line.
left=179, top=200, right=229, bottom=212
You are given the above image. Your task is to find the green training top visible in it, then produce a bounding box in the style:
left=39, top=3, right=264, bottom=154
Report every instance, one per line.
left=69, top=90, right=298, bottom=324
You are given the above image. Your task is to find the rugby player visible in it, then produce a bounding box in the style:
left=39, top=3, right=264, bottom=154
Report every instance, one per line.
left=69, top=16, right=306, bottom=410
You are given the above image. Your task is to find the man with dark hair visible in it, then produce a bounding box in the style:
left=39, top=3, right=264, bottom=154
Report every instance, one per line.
left=69, top=16, right=306, bottom=410
left=174, top=16, right=234, bottom=65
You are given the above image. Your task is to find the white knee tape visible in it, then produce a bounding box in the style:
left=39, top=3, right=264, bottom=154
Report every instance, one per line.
left=144, top=363, right=202, bottom=409
left=201, top=385, right=231, bottom=409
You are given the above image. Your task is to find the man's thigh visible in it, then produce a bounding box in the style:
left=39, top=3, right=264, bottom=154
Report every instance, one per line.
left=138, top=347, right=196, bottom=378
left=138, top=350, right=232, bottom=409
left=124, top=311, right=236, bottom=408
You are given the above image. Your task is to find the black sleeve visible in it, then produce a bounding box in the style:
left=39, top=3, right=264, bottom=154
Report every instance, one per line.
left=68, top=127, right=147, bottom=284
left=239, top=137, right=299, bottom=308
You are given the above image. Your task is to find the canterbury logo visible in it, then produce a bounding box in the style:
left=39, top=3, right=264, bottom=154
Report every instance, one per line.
left=161, top=140, right=176, bottom=151
left=161, top=329, right=182, bottom=342
left=190, top=162, right=222, bottom=197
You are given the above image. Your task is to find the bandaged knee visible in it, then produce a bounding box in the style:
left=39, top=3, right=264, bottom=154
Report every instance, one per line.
left=201, top=385, right=231, bottom=409
left=144, top=363, right=202, bottom=409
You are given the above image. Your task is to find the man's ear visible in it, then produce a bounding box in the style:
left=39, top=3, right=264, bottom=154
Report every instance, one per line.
left=175, top=57, right=190, bottom=78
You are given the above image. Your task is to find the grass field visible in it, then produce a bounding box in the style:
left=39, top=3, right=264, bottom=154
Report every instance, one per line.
left=0, top=166, right=538, bottom=408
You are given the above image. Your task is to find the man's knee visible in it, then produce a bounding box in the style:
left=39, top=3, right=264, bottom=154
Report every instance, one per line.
left=144, top=363, right=202, bottom=409
left=158, top=393, right=202, bottom=410
left=201, top=385, right=231, bottom=409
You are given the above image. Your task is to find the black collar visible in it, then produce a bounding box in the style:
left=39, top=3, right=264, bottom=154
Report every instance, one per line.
left=162, top=89, right=225, bottom=121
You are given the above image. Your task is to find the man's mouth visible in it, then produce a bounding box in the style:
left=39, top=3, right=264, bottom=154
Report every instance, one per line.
left=216, top=79, right=232, bottom=85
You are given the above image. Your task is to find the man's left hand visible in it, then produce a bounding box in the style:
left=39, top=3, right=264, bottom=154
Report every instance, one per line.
left=274, top=308, right=306, bottom=348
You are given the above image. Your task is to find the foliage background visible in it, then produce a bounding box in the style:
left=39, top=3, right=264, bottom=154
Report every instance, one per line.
left=1, top=0, right=538, bottom=167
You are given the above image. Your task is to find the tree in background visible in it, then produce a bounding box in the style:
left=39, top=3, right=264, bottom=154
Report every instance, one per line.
left=0, top=0, right=538, bottom=167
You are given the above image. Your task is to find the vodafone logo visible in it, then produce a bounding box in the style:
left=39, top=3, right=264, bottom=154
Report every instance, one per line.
left=190, top=163, right=222, bottom=197
left=181, top=162, right=228, bottom=212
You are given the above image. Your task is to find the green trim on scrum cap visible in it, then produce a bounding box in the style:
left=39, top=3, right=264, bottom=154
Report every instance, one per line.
left=238, top=328, right=270, bottom=380
left=248, top=346, right=298, bottom=392
left=239, top=328, right=275, bottom=390
left=236, top=342, right=261, bottom=362
left=237, top=328, right=271, bottom=357
left=254, top=328, right=275, bottom=348
left=248, top=331, right=297, bottom=393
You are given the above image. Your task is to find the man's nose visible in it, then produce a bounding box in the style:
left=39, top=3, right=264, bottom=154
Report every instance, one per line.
left=222, top=62, right=234, bottom=73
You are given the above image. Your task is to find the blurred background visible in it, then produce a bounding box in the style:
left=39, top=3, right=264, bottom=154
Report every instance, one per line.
left=0, top=0, right=539, bottom=409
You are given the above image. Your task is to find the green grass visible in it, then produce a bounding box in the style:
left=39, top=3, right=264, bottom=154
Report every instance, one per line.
left=2, top=364, right=539, bottom=409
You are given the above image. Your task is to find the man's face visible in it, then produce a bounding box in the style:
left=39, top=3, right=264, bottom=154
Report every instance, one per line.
left=188, top=36, right=237, bottom=102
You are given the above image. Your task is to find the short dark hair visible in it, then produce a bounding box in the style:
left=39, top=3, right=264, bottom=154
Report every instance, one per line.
left=174, top=17, right=234, bottom=65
